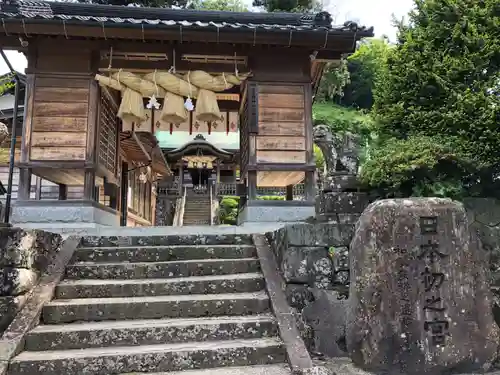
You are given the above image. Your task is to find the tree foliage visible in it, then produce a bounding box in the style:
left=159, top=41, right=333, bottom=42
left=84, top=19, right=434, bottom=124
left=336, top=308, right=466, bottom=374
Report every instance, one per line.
left=252, top=0, right=320, bottom=12
left=316, top=59, right=350, bottom=103
left=316, top=38, right=392, bottom=110
left=0, top=72, right=16, bottom=96
left=359, top=135, right=474, bottom=199
left=342, top=38, right=392, bottom=109
left=190, top=0, right=247, bottom=11
left=76, top=0, right=189, bottom=7
left=364, top=0, right=500, bottom=198
left=76, top=0, right=248, bottom=9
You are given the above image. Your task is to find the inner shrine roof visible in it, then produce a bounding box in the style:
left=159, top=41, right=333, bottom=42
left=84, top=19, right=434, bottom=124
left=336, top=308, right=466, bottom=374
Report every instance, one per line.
left=165, top=134, right=234, bottom=161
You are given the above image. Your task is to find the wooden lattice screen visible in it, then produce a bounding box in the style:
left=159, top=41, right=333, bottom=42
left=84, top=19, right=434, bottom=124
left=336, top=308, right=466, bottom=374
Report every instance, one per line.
left=98, top=89, right=119, bottom=176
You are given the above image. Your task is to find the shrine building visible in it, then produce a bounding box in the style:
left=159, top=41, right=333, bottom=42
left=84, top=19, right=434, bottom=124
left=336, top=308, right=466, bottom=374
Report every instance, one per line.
left=0, top=0, right=372, bottom=228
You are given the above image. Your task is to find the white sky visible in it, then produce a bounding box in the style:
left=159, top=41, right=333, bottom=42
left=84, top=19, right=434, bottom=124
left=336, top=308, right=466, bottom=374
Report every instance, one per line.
left=0, top=0, right=414, bottom=74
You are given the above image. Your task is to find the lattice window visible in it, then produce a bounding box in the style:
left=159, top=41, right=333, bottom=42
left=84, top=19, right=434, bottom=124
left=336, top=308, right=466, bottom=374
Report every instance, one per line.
left=98, top=89, right=118, bottom=175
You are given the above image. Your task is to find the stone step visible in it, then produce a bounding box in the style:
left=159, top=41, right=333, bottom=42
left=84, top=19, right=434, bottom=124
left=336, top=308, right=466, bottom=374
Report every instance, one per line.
left=121, top=364, right=292, bottom=375
left=72, top=245, right=257, bottom=263
left=56, top=273, right=265, bottom=299
left=26, top=314, right=277, bottom=351
left=81, top=234, right=253, bottom=248
left=42, top=291, right=270, bottom=323
left=9, top=338, right=286, bottom=375
left=65, top=258, right=260, bottom=280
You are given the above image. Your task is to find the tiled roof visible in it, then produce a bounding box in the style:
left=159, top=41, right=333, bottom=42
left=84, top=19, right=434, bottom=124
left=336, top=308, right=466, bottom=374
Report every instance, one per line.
left=0, top=0, right=374, bottom=35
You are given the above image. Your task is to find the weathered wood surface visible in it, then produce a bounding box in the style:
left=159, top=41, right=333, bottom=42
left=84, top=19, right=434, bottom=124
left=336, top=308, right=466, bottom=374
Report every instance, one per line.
left=258, top=85, right=303, bottom=95
left=256, top=136, right=305, bottom=151
left=258, top=107, right=305, bottom=123
left=258, top=122, right=305, bottom=136
left=31, top=147, right=86, bottom=160
left=29, top=76, right=89, bottom=162
left=32, top=117, right=87, bottom=132
left=31, top=132, right=87, bottom=148
left=33, top=168, right=86, bottom=186
left=257, top=170, right=304, bottom=187
left=258, top=93, right=304, bottom=109
left=34, top=87, right=89, bottom=103
left=33, top=102, right=88, bottom=118
left=256, top=150, right=306, bottom=164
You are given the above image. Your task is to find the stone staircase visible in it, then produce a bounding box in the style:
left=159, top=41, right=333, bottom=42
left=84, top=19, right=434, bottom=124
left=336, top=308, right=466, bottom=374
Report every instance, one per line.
left=7, top=234, right=289, bottom=375
left=183, top=193, right=211, bottom=226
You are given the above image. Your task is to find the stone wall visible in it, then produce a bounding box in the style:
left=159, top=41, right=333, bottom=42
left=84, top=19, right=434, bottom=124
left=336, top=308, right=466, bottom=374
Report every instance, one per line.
left=0, top=228, right=62, bottom=333
left=265, top=222, right=356, bottom=356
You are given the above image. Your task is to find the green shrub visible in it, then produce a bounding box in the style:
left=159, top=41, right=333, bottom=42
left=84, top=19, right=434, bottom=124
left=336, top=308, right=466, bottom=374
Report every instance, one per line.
left=257, top=195, right=285, bottom=201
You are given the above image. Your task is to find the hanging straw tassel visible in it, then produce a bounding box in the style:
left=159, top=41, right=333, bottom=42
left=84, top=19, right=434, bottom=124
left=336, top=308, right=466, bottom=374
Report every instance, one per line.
left=195, top=89, right=223, bottom=122
left=117, top=88, right=146, bottom=124
left=161, top=91, right=188, bottom=124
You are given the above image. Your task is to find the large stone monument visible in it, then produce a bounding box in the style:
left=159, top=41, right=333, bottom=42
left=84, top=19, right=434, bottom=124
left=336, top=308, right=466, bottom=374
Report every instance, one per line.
left=347, top=198, right=500, bottom=375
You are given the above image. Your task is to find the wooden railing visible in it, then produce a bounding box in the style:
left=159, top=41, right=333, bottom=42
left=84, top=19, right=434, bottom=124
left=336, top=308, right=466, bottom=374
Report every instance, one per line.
left=217, top=183, right=305, bottom=200
left=158, top=182, right=306, bottom=200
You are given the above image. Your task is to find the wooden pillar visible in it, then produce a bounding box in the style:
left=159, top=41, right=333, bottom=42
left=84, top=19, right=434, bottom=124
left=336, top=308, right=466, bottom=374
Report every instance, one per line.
left=305, top=171, right=316, bottom=202
left=216, top=160, right=220, bottom=183
left=120, top=161, right=128, bottom=227
left=248, top=171, right=257, bottom=200
left=83, top=170, right=96, bottom=201
left=58, top=184, right=67, bottom=200
left=286, top=184, right=294, bottom=201
left=18, top=168, right=32, bottom=200
left=34, top=176, right=42, bottom=200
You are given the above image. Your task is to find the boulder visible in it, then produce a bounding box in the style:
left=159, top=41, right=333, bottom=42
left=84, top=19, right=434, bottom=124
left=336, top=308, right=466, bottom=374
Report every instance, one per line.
left=302, top=289, right=348, bottom=358
left=0, top=268, right=37, bottom=296
left=347, top=198, right=500, bottom=375
left=281, top=246, right=333, bottom=288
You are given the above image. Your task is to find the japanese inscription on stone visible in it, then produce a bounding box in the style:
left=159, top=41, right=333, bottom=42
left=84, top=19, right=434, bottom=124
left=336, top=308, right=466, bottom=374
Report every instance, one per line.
left=418, top=216, right=449, bottom=347
left=347, top=198, right=499, bottom=374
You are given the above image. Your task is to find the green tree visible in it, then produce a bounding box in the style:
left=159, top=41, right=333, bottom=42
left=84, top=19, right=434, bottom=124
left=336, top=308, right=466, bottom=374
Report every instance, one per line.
left=342, top=38, right=392, bottom=109
left=316, top=59, right=351, bottom=103
left=252, top=0, right=321, bottom=12
left=190, top=0, right=247, bottom=10
left=76, top=0, right=189, bottom=7
left=365, top=0, right=500, bottom=198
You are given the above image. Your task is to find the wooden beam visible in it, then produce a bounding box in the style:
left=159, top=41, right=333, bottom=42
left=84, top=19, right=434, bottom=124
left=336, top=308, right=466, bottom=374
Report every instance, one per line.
left=98, top=58, right=248, bottom=74
left=247, top=163, right=316, bottom=172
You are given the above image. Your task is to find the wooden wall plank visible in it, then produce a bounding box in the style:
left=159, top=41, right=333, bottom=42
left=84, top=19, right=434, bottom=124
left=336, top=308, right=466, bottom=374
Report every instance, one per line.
left=258, top=93, right=304, bottom=109
left=31, top=147, right=86, bottom=160
left=258, top=85, right=304, bottom=95
left=32, top=117, right=87, bottom=132
left=256, top=150, right=306, bottom=164
left=33, top=102, right=88, bottom=118
left=256, top=136, right=305, bottom=151
left=35, top=77, right=89, bottom=89
left=258, top=122, right=305, bottom=136
left=31, top=132, right=87, bottom=147
left=259, top=108, right=304, bottom=122
left=34, top=87, right=89, bottom=103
